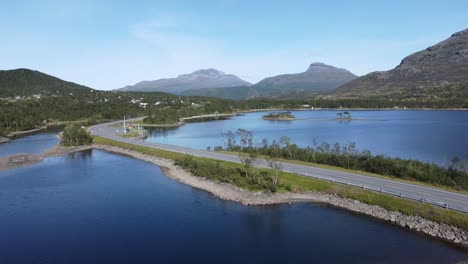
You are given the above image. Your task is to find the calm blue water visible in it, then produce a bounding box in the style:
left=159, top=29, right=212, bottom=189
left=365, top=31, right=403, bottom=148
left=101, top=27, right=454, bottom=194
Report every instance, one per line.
left=0, top=150, right=466, bottom=263
left=146, top=110, right=468, bottom=165
left=0, top=133, right=59, bottom=158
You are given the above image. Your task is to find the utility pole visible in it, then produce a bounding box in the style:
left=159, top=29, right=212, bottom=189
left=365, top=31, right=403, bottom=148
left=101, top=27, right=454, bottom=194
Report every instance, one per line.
left=123, top=116, right=126, bottom=133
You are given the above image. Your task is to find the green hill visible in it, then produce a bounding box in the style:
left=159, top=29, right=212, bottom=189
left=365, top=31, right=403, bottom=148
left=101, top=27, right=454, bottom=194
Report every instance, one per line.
left=0, top=68, right=93, bottom=97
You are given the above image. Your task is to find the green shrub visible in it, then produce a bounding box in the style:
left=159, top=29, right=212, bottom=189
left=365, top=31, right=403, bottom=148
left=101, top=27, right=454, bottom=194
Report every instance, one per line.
left=62, top=123, right=93, bottom=146
left=221, top=132, right=468, bottom=190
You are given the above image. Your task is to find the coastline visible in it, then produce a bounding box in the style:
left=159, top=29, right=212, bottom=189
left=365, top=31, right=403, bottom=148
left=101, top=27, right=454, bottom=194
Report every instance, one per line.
left=6, top=125, right=48, bottom=138
left=4, top=107, right=466, bottom=139
left=0, top=136, right=10, bottom=144
left=86, top=145, right=468, bottom=247
left=0, top=144, right=93, bottom=172
left=139, top=122, right=184, bottom=128
left=238, top=107, right=468, bottom=113
left=180, top=113, right=235, bottom=121
left=262, top=117, right=296, bottom=121
left=137, top=113, right=235, bottom=128
left=1, top=141, right=467, bottom=246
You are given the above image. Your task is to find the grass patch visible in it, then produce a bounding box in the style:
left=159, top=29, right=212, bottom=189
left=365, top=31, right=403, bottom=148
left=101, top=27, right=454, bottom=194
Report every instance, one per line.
left=93, top=136, right=468, bottom=230
left=119, top=131, right=146, bottom=138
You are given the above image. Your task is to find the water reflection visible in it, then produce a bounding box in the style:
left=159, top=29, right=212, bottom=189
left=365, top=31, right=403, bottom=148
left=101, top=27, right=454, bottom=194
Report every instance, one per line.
left=242, top=205, right=286, bottom=238
left=66, top=149, right=93, bottom=160
left=147, top=127, right=179, bottom=138
left=0, top=150, right=466, bottom=263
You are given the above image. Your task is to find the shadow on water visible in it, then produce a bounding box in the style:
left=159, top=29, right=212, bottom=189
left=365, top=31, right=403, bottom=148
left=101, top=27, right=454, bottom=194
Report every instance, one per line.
left=147, top=127, right=179, bottom=138
left=242, top=204, right=286, bottom=238
left=184, top=116, right=231, bottom=123
left=65, top=149, right=93, bottom=160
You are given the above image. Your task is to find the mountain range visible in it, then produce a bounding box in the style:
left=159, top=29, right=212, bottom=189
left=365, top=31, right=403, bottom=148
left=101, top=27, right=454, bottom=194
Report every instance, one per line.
left=252, top=62, right=357, bottom=97
left=117, top=69, right=251, bottom=94
left=121, top=62, right=358, bottom=100
left=2, top=28, right=467, bottom=101
left=333, top=29, right=468, bottom=99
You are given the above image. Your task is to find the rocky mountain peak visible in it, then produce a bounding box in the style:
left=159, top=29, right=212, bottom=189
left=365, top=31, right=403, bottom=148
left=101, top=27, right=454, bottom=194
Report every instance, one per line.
left=400, top=28, right=468, bottom=66
left=191, top=69, right=225, bottom=76
left=117, top=68, right=251, bottom=93
left=451, top=28, right=468, bottom=38
left=308, top=62, right=327, bottom=67
left=306, top=62, right=342, bottom=72
left=334, top=28, right=468, bottom=99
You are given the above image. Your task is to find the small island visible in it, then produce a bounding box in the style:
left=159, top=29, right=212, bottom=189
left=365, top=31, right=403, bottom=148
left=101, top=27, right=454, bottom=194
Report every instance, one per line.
left=336, top=111, right=352, bottom=120
left=262, top=111, right=296, bottom=121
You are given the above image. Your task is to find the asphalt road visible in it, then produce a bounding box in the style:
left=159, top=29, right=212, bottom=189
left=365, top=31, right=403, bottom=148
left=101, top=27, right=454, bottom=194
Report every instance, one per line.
left=90, top=119, right=468, bottom=213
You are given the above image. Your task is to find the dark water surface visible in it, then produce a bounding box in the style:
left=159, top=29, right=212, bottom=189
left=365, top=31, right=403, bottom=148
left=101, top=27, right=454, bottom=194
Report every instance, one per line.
left=0, top=132, right=59, bottom=158
left=0, top=150, right=466, bottom=263
left=146, top=110, right=468, bottom=165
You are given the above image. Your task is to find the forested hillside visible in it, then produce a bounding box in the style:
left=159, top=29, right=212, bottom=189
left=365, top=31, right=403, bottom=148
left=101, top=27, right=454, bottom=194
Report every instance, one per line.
left=0, top=69, right=92, bottom=97
left=0, top=68, right=294, bottom=134
left=1, top=68, right=466, bottom=135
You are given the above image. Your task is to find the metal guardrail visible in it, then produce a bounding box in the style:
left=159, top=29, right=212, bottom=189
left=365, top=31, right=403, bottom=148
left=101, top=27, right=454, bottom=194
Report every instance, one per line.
left=289, top=171, right=468, bottom=214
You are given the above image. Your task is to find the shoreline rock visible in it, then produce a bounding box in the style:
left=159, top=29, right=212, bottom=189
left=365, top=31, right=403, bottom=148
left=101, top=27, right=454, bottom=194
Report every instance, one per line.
left=0, top=136, right=10, bottom=144
left=7, top=126, right=47, bottom=138
left=1, top=143, right=467, bottom=247
left=262, top=117, right=296, bottom=121
left=91, top=145, right=468, bottom=247
left=0, top=144, right=93, bottom=172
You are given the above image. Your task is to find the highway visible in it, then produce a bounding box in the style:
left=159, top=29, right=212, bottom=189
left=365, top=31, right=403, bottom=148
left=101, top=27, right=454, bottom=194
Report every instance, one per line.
left=90, top=119, right=468, bottom=214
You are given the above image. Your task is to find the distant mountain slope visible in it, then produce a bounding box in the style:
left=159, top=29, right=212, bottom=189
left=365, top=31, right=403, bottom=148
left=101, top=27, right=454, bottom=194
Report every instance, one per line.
left=117, top=69, right=251, bottom=94
left=251, top=62, right=357, bottom=96
left=180, top=86, right=255, bottom=100
left=181, top=63, right=357, bottom=100
left=0, top=68, right=93, bottom=97
left=334, top=29, right=468, bottom=99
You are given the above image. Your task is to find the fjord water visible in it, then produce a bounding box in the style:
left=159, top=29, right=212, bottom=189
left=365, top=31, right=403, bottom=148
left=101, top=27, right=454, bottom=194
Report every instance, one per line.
left=146, top=110, right=468, bottom=165
left=0, top=133, right=59, bottom=158
left=0, top=150, right=466, bottom=263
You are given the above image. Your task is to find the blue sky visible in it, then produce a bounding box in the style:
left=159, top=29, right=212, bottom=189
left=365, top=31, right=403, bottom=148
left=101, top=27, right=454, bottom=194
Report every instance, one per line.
left=1, top=0, right=467, bottom=90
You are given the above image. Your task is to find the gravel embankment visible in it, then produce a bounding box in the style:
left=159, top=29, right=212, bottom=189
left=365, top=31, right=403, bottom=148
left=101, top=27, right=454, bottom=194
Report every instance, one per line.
left=0, top=136, right=10, bottom=144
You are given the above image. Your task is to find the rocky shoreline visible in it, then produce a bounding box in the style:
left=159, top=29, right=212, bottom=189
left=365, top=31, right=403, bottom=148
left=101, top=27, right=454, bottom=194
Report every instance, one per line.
left=91, top=145, right=468, bottom=247
left=7, top=126, right=47, bottom=138
left=0, top=145, right=93, bottom=172
left=1, top=142, right=467, bottom=247
left=139, top=113, right=235, bottom=128
left=0, top=136, right=10, bottom=144
left=262, top=117, right=296, bottom=121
